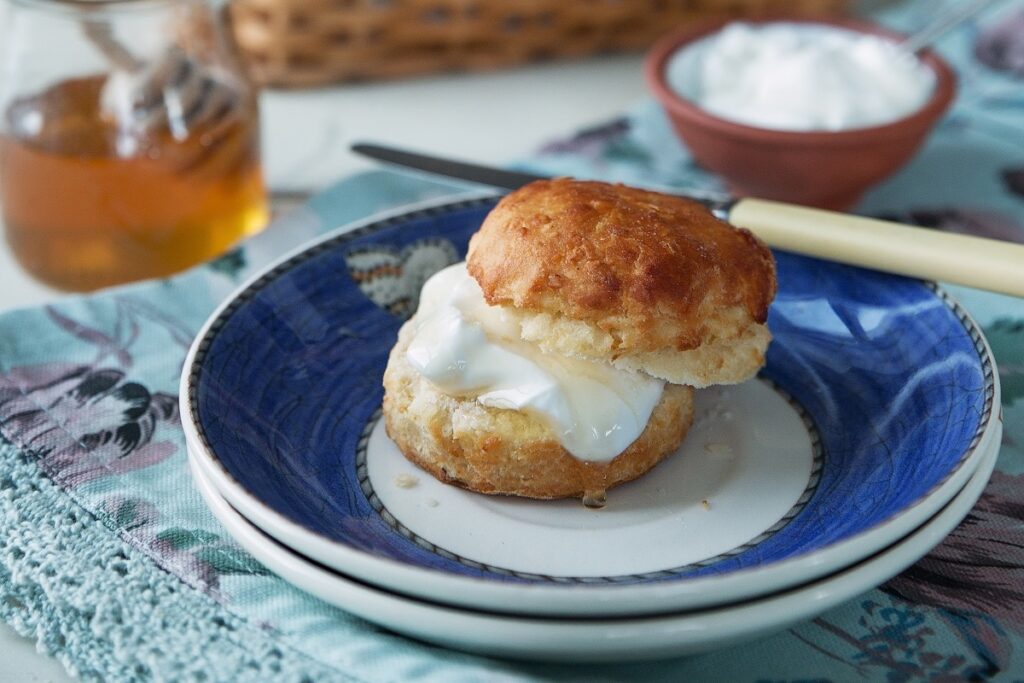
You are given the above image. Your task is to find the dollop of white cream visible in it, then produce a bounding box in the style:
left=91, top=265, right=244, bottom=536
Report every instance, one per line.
left=406, top=263, right=665, bottom=463
left=666, top=22, right=935, bottom=131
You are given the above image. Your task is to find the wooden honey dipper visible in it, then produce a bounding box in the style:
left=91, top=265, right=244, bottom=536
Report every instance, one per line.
left=82, top=18, right=242, bottom=170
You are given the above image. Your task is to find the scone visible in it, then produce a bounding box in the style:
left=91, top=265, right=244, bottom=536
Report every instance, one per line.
left=381, top=179, right=777, bottom=502
left=467, top=179, right=777, bottom=388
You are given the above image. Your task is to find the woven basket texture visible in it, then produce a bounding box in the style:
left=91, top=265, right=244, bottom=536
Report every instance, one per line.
left=229, top=0, right=850, bottom=87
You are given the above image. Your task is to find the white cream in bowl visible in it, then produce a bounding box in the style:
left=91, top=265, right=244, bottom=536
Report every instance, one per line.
left=666, top=22, right=936, bottom=131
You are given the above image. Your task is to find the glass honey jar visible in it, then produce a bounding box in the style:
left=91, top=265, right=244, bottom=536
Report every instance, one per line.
left=0, top=0, right=269, bottom=291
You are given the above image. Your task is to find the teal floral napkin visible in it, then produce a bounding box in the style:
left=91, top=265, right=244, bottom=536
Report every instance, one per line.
left=2, top=4, right=1024, bottom=681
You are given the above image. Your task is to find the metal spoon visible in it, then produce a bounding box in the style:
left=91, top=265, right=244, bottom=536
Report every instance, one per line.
left=900, top=0, right=1005, bottom=54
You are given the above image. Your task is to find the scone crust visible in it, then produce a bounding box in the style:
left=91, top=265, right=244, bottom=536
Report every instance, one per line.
left=467, top=179, right=776, bottom=354
left=382, top=321, right=695, bottom=500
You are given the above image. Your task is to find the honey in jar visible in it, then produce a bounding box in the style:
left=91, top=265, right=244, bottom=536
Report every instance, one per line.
left=0, top=71, right=268, bottom=291
left=0, top=0, right=269, bottom=292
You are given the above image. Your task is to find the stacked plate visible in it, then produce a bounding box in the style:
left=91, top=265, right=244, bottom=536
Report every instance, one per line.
left=181, top=196, right=1002, bottom=663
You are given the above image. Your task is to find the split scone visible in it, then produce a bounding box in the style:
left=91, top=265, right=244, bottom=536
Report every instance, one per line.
left=382, top=179, right=776, bottom=502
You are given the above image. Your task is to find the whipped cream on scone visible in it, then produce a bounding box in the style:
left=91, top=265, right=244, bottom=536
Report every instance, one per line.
left=406, top=262, right=664, bottom=462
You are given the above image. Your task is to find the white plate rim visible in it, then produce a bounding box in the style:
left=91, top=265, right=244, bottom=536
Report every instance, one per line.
left=180, top=193, right=1003, bottom=617
left=188, top=439, right=999, bottom=663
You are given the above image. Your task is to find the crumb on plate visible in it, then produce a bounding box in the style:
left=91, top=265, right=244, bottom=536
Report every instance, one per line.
left=394, top=473, right=419, bottom=489
left=703, top=442, right=732, bottom=456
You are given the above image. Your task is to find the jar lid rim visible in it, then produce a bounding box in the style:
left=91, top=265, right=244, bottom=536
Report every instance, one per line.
left=7, top=0, right=215, bottom=14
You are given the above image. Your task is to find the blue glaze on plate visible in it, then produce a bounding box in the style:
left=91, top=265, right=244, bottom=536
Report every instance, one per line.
left=188, top=198, right=994, bottom=584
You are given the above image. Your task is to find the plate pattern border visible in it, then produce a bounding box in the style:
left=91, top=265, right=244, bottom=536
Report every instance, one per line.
left=355, top=378, right=825, bottom=583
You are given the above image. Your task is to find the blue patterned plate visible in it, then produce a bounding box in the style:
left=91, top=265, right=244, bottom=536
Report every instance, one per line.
left=181, top=195, right=1000, bottom=617
left=188, top=440, right=999, bottom=662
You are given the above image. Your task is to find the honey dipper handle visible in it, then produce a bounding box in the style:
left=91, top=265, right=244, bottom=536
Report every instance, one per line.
left=728, top=198, right=1024, bottom=298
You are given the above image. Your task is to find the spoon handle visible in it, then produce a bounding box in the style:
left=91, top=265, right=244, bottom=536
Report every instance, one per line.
left=900, top=0, right=1004, bottom=54
left=729, top=198, right=1024, bottom=297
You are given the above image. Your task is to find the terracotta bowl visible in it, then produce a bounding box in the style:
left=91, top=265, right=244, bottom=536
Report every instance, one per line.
left=645, top=17, right=957, bottom=209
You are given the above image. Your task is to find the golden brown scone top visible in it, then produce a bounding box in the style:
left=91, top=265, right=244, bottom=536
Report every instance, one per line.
left=467, top=179, right=777, bottom=352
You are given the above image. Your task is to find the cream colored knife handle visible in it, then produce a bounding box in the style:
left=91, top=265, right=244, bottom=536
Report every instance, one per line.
left=729, top=198, right=1024, bottom=298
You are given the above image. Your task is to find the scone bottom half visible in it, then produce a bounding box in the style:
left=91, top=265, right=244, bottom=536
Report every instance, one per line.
left=380, top=179, right=777, bottom=503
left=383, top=320, right=696, bottom=502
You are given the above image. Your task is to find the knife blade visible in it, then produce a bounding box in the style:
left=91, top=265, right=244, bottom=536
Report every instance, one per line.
left=350, top=141, right=1024, bottom=297
left=351, top=143, right=550, bottom=191
left=351, top=142, right=734, bottom=217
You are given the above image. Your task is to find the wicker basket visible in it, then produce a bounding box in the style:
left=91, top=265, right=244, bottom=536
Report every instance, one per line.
left=230, top=0, right=849, bottom=88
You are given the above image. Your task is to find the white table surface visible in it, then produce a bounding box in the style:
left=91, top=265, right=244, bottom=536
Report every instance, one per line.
left=0, top=47, right=647, bottom=681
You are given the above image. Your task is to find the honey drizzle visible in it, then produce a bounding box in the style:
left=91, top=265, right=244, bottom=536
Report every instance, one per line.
left=579, top=463, right=612, bottom=509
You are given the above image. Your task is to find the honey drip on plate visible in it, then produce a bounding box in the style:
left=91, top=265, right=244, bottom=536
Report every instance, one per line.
left=579, top=464, right=611, bottom=509
left=582, top=489, right=607, bottom=509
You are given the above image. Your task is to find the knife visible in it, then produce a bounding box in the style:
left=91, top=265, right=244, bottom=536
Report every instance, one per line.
left=352, top=142, right=1024, bottom=298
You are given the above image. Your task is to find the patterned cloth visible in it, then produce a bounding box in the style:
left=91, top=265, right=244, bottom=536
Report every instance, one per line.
left=2, top=4, right=1023, bottom=681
